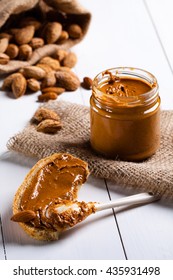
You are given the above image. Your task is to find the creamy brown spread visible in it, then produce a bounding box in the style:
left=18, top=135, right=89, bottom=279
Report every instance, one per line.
left=47, top=200, right=95, bottom=231
left=20, top=154, right=89, bottom=230
left=99, top=78, right=151, bottom=97
left=90, top=72, right=160, bottom=161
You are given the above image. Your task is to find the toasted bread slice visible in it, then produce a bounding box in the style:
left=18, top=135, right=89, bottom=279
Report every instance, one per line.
left=11, top=153, right=89, bottom=241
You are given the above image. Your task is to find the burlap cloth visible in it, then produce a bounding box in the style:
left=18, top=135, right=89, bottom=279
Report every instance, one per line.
left=7, top=101, right=173, bottom=200
left=0, top=0, right=91, bottom=74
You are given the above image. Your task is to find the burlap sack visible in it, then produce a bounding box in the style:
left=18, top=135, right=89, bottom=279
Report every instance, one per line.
left=0, top=0, right=91, bottom=74
left=7, top=101, right=173, bottom=200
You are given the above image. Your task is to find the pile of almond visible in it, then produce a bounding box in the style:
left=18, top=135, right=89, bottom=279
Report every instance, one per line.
left=2, top=49, right=80, bottom=100
left=0, top=11, right=93, bottom=101
left=0, top=10, right=82, bottom=64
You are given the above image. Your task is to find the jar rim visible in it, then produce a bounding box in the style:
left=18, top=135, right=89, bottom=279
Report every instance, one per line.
left=92, top=67, right=159, bottom=107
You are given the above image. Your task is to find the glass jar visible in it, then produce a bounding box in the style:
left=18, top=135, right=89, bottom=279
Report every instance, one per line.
left=90, top=67, right=161, bottom=161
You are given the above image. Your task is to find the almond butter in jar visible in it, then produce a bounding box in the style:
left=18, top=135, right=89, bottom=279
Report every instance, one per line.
left=90, top=67, right=161, bottom=161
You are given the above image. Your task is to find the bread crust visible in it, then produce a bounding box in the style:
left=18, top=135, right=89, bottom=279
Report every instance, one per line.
left=12, top=153, right=89, bottom=241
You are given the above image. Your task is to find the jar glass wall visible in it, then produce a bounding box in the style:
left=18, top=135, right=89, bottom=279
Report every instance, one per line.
left=90, top=67, right=161, bottom=161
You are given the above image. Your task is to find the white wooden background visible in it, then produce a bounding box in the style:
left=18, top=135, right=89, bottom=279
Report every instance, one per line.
left=0, top=0, right=173, bottom=260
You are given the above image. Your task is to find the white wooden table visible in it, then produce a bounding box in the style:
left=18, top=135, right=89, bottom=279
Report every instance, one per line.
left=0, top=0, right=173, bottom=260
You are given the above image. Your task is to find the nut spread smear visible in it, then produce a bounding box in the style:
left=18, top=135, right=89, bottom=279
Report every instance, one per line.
left=19, top=154, right=90, bottom=231
left=94, top=70, right=154, bottom=107
left=100, top=78, right=152, bottom=97
left=44, top=199, right=95, bottom=231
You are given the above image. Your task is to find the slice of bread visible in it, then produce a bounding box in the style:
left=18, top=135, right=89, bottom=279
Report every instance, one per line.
left=11, top=153, right=89, bottom=241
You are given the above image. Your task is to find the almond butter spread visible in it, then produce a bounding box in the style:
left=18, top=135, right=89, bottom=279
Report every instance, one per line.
left=19, top=154, right=90, bottom=230
left=46, top=199, right=95, bottom=231
left=90, top=68, right=161, bottom=161
left=100, top=77, right=151, bottom=97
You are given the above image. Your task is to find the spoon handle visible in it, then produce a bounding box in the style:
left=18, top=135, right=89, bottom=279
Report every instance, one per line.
left=95, top=192, right=159, bottom=212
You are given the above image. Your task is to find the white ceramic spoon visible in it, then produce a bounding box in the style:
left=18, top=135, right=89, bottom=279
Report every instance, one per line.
left=47, top=192, right=159, bottom=233
left=95, top=192, right=158, bottom=211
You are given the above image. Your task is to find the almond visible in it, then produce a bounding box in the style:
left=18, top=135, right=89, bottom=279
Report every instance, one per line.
left=12, top=74, right=27, bottom=98
left=0, top=53, right=9, bottom=65
left=57, top=30, right=69, bottom=43
left=57, top=66, right=71, bottom=72
left=41, top=71, right=56, bottom=88
left=42, top=87, right=65, bottom=95
left=27, top=78, right=40, bottom=92
left=53, top=49, right=68, bottom=62
left=2, top=73, right=22, bottom=90
left=81, top=77, right=93, bottom=90
left=39, top=56, right=60, bottom=71
left=5, top=44, right=19, bottom=59
left=55, top=70, right=80, bottom=91
left=36, top=119, right=62, bottom=133
left=11, top=210, right=36, bottom=223
left=44, top=22, right=62, bottom=44
left=62, top=52, right=77, bottom=68
left=0, top=38, right=9, bottom=53
left=32, top=107, right=60, bottom=123
left=67, top=24, right=82, bottom=39
left=18, top=44, right=32, bottom=60
left=30, top=37, right=44, bottom=49
left=20, top=66, right=46, bottom=80
left=36, top=63, right=53, bottom=74
left=38, top=92, right=57, bottom=102
left=14, top=25, right=35, bottom=45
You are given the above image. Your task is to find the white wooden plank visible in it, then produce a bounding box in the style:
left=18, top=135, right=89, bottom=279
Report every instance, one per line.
left=108, top=182, right=173, bottom=259
left=74, top=0, right=173, bottom=109
left=145, top=0, right=173, bottom=70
